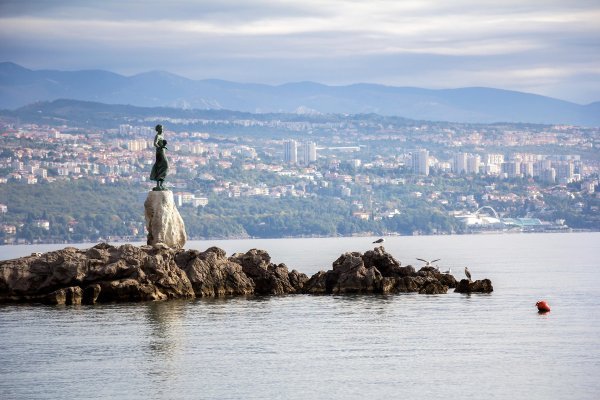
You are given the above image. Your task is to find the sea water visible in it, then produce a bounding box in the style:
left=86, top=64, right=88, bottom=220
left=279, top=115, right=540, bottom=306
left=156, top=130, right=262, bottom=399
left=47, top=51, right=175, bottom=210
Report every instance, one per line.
left=1, top=232, right=599, bottom=399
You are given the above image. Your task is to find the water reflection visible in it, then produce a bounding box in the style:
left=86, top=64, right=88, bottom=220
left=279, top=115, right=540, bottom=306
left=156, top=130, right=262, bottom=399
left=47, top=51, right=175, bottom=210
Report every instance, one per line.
left=145, top=300, right=187, bottom=356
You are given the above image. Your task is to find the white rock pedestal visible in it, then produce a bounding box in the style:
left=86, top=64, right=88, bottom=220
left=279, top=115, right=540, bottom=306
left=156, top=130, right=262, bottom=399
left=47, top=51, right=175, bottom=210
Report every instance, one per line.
left=144, top=190, right=187, bottom=249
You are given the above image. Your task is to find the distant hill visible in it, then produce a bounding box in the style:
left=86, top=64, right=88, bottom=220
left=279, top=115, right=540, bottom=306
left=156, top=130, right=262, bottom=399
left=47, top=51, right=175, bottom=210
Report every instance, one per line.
left=1, top=62, right=598, bottom=126
left=2, top=99, right=266, bottom=129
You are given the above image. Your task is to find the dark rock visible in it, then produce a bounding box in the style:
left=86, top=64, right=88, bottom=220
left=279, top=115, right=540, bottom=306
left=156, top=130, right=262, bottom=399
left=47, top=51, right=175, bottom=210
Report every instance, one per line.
left=0, top=242, right=488, bottom=304
left=439, top=273, right=457, bottom=288
left=397, top=265, right=416, bottom=277
left=83, top=284, right=101, bottom=304
left=305, top=250, right=390, bottom=294
left=288, top=269, right=309, bottom=292
left=419, top=281, right=448, bottom=294
left=0, top=244, right=195, bottom=304
left=65, top=286, right=83, bottom=305
left=362, top=246, right=402, bottom=276
left=418, top=266, right=440, bottom=277
left=397, top=276, right=422, bottom=292
left=176, top=248, right=254, bottom=297
left=455, top=279, right=494, bottom=293
left=43, top=288, right=67, bottom=305
left=303, top=247, right=464, bottom=295
left=302, top=271, right=328, bottom=294
left=309, top=251, right=385, bottom=294
left=229, top=249, right=300, bottom=295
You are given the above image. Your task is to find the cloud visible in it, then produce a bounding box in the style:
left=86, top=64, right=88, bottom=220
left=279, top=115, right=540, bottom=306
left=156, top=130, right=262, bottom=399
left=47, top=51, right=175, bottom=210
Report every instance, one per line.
left=0, top=0, right=599, bottom=102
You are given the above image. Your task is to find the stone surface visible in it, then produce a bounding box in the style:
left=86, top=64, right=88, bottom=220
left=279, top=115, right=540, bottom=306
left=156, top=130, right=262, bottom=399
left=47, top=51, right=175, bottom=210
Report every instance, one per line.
left=455, top=279, right=494, bottom=293
left=0, top=243, right=307, bottom=304
left=175, top=247, right=255, bottom=297
left=0, top=243, right=492, bottom=305
left=229, top=249, right=308, bottom=295
left=144, top=190, right=186, bottom=249
left=303, top=247, right=462, bottom=295
left=0, top=243, right=195, bottom=304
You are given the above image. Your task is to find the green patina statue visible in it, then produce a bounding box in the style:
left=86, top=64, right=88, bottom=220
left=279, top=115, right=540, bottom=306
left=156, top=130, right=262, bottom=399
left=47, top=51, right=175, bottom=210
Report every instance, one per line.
left=150, top=124, right=169, bottom=191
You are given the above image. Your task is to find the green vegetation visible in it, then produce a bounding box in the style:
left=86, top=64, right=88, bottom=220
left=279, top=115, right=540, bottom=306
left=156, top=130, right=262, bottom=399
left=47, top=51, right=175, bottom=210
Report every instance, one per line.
left=0, top=180, right=467, bottom=243
left=0, top=181, right=143, bottom=243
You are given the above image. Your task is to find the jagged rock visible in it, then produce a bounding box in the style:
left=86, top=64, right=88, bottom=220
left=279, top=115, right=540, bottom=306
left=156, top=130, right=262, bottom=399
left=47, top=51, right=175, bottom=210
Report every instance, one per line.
left=0, top=243, right=195, bottom=303
left=144, top=190, right=186, bottom=249
left=328, top=252, right=384, bottom=294
left=303, top=247, right=469, bottom=295
left=0, top=243, right=491, bottom=304
left=455, top=279, right=494, bottom=293
left=439, top=273, right=457, bottom=288
left=397, top=265, right=417, bottom=277
left=43, top=288, right=67, bottom=305
left=418, top=266, right=440, bottom=277
left=83, top=284, right=101, bottom=304
left=229, top=249, right=305, bottom=295
left=302, top=271, right=328, bottom=294
left=288, top=269, right=309, bottom=292
left=363, top=246, right=402, bottom=275
left=175, top=248, right=255, bottom=297
left=397, top=276, right=421, bottom=292
left=65, top=286, right=83, bottom=305
left=419, top=281, right=448, bottom=294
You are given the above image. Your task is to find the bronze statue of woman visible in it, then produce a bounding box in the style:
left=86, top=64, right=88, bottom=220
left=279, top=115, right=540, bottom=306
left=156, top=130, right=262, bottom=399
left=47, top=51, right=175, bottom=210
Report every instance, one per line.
left=150, top=124, right=169, bottom=190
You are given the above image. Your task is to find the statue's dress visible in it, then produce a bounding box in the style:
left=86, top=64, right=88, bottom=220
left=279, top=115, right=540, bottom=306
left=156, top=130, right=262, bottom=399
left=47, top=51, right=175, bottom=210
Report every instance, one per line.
left=150, top=139, right=168, bottom=181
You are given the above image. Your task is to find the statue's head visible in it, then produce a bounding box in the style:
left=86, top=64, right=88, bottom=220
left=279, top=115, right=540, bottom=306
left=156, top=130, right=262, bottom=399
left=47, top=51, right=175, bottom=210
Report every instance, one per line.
left=155, top=124, right=163, bottom=133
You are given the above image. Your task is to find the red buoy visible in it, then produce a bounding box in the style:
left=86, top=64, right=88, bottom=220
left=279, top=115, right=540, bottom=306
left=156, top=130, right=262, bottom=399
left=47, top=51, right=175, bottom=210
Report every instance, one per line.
left=536, top=300, right=551, bottom=313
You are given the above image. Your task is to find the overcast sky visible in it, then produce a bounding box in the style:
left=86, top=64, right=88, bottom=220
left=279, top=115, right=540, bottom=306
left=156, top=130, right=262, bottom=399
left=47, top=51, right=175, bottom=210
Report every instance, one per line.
left=1, top=0, right=599, bottom=103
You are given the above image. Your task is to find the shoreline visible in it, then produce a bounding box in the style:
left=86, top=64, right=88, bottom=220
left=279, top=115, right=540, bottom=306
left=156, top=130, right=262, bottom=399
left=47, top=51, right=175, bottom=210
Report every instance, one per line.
left=0, top=227, right=594, bottom=248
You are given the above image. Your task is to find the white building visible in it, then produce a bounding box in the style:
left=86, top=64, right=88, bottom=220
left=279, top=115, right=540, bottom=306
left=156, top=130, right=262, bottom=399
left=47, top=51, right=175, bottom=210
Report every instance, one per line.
left=486, top=153, right=505, bottom=165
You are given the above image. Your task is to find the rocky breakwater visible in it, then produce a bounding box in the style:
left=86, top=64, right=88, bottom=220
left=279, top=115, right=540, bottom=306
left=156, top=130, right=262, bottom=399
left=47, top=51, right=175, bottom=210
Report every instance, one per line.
left=0, top=244, right=492, bottom=305
left=303, top=246, right=460, bottom=295
left=0, top=244, right=308, bottom=305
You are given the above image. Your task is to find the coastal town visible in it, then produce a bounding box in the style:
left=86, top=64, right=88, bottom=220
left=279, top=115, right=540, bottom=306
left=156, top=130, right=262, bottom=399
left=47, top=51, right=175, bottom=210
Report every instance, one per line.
left=0, top=111, right=599, bottom=244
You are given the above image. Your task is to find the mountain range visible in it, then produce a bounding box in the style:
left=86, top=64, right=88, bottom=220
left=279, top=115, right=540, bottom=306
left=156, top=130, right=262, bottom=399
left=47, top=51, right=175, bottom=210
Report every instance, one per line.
left=1, top=62, right=598, bottom=126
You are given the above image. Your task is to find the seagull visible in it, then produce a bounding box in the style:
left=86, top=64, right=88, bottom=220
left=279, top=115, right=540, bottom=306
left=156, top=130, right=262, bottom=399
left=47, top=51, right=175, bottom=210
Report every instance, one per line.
left=464, top=267, right=472, bottom=281
left=442, top=268, right=452, bottom=274
left=416, top=258, right=441, bottom=267
left=373, top=238, right=385, bottom=244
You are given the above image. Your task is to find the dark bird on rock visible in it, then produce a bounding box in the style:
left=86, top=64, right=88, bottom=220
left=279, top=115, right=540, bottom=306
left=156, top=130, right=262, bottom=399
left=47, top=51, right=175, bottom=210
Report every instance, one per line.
left=373, top=238, right=385, bottom=244
left=465, top=267, right=472, bottom=281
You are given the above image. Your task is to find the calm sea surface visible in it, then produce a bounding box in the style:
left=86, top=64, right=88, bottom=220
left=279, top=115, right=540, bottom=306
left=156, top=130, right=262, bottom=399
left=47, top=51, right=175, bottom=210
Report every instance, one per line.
left=1, top=232, right=599, bottom=400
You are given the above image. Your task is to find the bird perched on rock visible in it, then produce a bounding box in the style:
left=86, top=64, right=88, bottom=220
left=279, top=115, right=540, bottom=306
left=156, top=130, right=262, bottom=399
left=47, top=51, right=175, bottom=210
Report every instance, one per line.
left=464, top=267, right=472, bottom=281
left=373, top=238, right=385, bottom=244
left=442, top=268, right=452, bottom=274
left=416, top=258, right=440, bottom=267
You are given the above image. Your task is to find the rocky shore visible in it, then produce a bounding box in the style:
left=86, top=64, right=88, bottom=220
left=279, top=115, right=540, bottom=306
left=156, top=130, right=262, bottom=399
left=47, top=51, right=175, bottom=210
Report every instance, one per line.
left=0, top=243, right=493, bottom=305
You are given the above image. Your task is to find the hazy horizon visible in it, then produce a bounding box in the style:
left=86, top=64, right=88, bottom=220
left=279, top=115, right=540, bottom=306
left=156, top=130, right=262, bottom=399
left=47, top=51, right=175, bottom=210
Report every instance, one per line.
left=1, top=0, right=599, bottom=103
